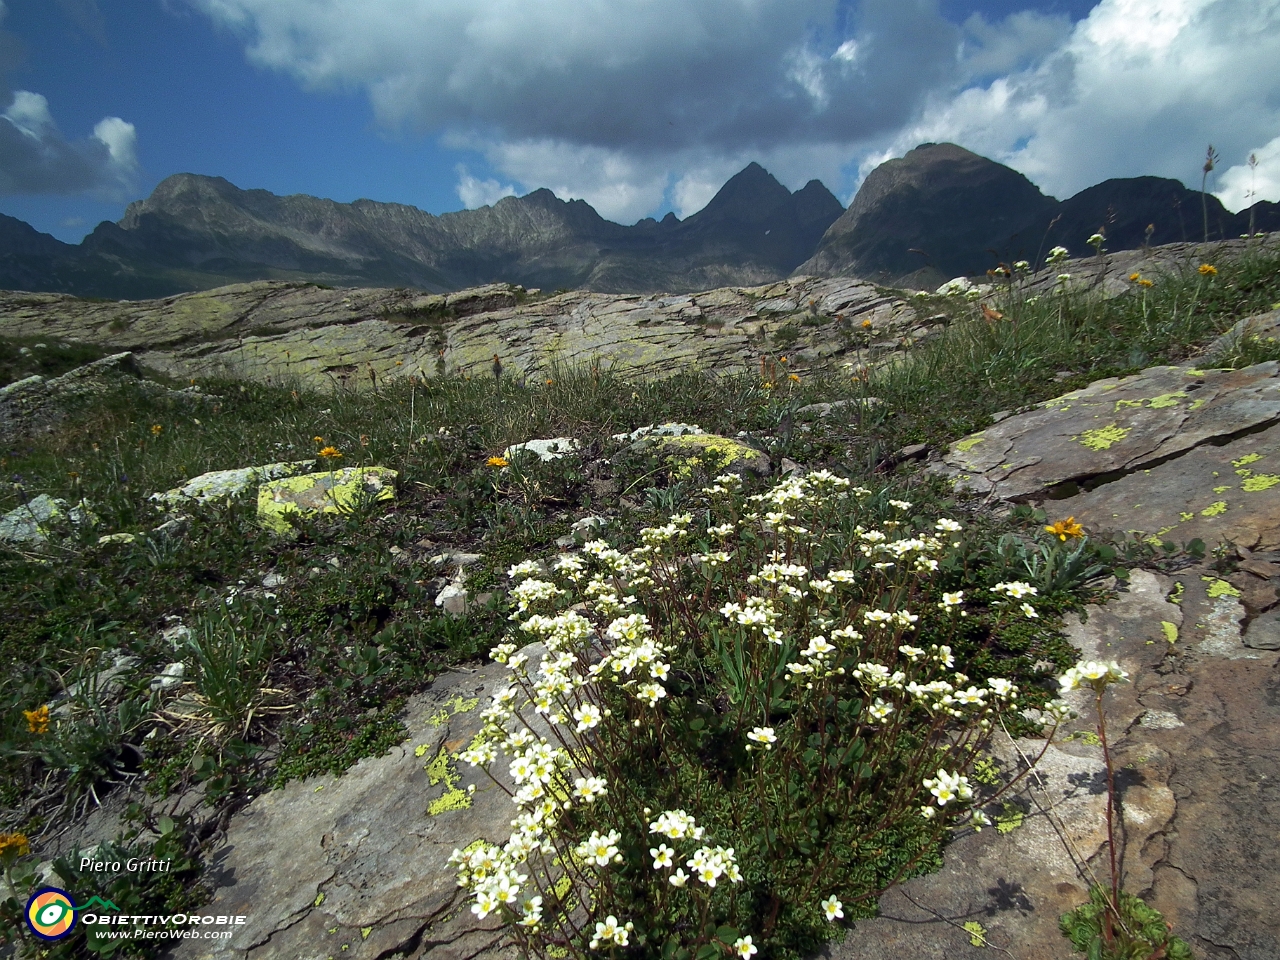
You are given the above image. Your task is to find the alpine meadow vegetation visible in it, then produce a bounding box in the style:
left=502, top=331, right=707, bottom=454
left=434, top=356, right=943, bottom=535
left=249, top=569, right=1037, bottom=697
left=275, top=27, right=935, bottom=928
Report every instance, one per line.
left=5, top=233, right=1280, bottom=956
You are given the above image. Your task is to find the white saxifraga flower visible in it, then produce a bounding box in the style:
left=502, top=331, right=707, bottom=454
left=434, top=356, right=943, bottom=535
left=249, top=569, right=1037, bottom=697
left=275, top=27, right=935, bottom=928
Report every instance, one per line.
left=821, top=895, right=844, bottom=921
left=734, top=936, right=758, bottom=958
left=992, top=580, right=1038, bottom=600
left=746, top=726, right=777, bottom=750
left=923, top=769, right=973, bottom=806
left=636, top=682, right=667, bottom=705
left=577, top=829, right=623, bottom=867
left=573, top=776, right=608, bottom=803
left=573, top=703, right=602, bottom=732
left=867, top=698, right=894, bottom=722
left=650, top=844, right=675, bottom=869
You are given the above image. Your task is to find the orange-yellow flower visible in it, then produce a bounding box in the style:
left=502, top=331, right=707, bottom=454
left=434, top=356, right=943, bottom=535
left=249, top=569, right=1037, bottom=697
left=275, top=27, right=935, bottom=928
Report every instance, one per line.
left=862, top=318, right=873, bottom=328
left=788, top=373, right=800, bottom=383
left=1139, top=279, right=1154, bottom=288
left=487, top=456, right=510, bottom=468
left=150, top=424, right=163, bottom=436
left=1199, top=263, right=1217, bottom=275
left=313, top=435, right=323, bottom=443
left=0, top=832, right=30, bottom=859
left=318, top=446, right=343, bottom=459
left=1129, top=272, right=1142, bottom=282
left=1045, top=517, right=1085, bottom=541
left=24, top=704, right=50, bottom=734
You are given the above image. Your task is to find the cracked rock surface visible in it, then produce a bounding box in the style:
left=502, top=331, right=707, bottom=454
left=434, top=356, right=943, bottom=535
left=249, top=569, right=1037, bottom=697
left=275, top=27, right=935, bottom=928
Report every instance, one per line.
left=0, top=276, right=926, bottom=390
left=170, top=664, right=520, bottom=960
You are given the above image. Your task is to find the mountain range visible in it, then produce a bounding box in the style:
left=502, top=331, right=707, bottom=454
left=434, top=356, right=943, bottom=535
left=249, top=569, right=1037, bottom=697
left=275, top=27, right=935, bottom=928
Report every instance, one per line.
left=2, top=144, right=1277, bottom=300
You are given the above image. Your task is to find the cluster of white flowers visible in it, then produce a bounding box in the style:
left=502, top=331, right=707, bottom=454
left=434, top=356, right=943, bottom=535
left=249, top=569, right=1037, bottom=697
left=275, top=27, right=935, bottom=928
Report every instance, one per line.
left=701, top=473, right=744, bottom=497
left=453, top=470, right=1053, bottom=950
left=1059, top=660, right=1129, bottom=691
left=990, top=581, right=1040, bottom=619
left=589, top=915, right=633, bottom=949
left=1046, top=245, right=1070, bottom=265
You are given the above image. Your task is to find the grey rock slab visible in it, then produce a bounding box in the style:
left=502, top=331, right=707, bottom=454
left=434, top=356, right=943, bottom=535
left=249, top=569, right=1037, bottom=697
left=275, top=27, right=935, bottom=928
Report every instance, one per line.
left=1199, top=306, right=1280, bottom=360
left=149, top=460, right=317, bottom=508
left=935, top=361, right=1280, bottom=500
left=1054, top=421, right=1280, bottom=551
left=171, top=664, right=520, bottom=960
left=825, top=738, right=1110, bottom=960
left=1243, top=608, right=1280, bottom=649
left=0, top=277, right=930, bottom=393
left=0, top=494, right=96, bottom=544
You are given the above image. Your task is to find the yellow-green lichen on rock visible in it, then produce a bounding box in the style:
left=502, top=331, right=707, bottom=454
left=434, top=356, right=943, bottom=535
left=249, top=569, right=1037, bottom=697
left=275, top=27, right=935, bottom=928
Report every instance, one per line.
left=256, top=466, right=397, bottom=534
left=648, top=433, right=770, bottom=479
left=1202, top=577, right=1241, bottom=599
left=1200, top=501, right=1228, bottom=517
left=1076, top=423, right=1131, bottom=450
left=425, top=746, right=471, bottom=816
left=954, top=432, right=985, bottom=454
left=1242, top=474, right=1280, bottom=492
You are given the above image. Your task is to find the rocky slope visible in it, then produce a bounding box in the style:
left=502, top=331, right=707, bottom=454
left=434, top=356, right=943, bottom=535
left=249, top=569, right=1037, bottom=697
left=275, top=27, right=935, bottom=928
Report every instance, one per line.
left=799, top=143, right=1280, bottom=288
left=0, top=275, right=929, bottom=390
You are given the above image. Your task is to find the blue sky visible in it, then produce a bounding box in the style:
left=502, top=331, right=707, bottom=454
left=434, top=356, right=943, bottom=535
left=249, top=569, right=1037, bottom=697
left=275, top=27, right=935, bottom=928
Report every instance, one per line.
left=2, top=0, right=1278, bottom=243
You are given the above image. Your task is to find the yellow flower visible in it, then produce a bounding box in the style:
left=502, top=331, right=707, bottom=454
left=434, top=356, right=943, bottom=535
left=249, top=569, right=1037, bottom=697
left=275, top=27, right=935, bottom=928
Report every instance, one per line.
left=487, top=456, right=510, bottom=468
left=545, top=379, right=554, bottom=385
left=788, top=373, right=800, bottom=383
left=862, top=318, right=873, bottom=328
left=1199, top=263, right=1217, bottom=275
left=1139, top=279, right=1154, bottom=287
left=318, top=446, right=343, bottom=459
left=150, top=424, right=163, bottom=436
left=313, top=436, right=323, bottom=443
left=762, top=381, right=774, bottom=390
left=24, top=704, right=50, bottom=734
left=1044, top=517, right=1084, bottom=541
left=1129, top=272, right=1141, bottom=282
left=0, top=832, right=31, bottom=859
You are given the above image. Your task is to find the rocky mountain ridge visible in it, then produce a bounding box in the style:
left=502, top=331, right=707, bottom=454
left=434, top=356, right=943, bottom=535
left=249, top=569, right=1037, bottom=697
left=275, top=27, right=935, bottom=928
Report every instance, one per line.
left=0, top=163, right=842, bottom=301
left=5, top=146, right=1279, bottom=301
left=800, top=143, right=1280, bottom=288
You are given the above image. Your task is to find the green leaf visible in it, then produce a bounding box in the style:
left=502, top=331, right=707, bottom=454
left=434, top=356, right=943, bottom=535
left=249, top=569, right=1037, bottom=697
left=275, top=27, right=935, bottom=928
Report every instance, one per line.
left=157, top=816, right=175, bottom=836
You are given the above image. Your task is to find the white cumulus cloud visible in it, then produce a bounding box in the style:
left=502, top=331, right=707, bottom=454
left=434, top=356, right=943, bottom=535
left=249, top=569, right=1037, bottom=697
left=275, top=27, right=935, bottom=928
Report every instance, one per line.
left=181, top=0, right=956, bottom=217
left=0, top=90, right=138, bottom=196
left=455, top=165, right=516, bottom=209
left=179, top=0, right=1280, bottom=218
left=1215, top=135, right=1280, bottom=214
left=867, top=0, right=1280, bottom=205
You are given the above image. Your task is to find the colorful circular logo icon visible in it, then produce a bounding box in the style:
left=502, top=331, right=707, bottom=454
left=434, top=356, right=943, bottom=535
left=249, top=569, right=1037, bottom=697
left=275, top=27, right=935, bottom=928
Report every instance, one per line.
left=26, top=887, right=78, bottom=941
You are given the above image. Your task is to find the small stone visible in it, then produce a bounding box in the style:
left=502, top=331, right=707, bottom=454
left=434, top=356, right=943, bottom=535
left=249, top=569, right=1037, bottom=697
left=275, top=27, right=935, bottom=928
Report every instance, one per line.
left=151, top=662, right=187, bottom=691
left=262, top=572, right=286, bottom=589
left=435, top=582, right=469, bottom=616
left=780, top=458, right=802, bottom=475
left=896, top=443, right=929, bottom=460
left=1243, top=610, right=1280, bottom=650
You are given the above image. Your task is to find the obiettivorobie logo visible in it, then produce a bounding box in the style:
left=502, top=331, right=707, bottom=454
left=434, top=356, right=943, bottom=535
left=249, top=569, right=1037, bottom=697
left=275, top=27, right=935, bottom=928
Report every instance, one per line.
left=25, top=887, right=119, bottom=941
